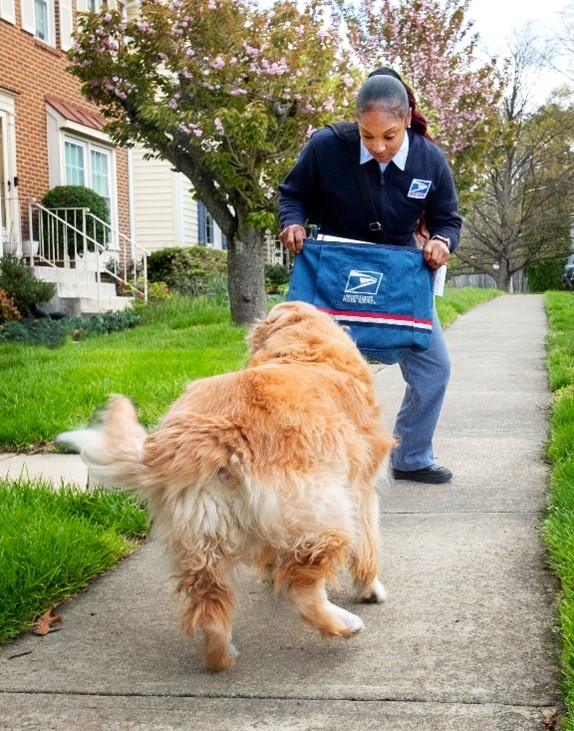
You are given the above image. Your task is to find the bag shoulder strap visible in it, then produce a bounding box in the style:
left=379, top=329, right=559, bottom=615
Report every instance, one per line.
left=327, top=122, right=383, bottom=240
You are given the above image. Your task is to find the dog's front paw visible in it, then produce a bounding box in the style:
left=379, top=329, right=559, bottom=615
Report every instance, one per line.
left=358, top=578, right=387, bottom=604
left=333, top=606, right=365, bottom=634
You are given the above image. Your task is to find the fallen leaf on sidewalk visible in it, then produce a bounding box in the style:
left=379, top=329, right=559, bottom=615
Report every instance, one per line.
left=542, top=708, right=562, bottom=730
left=31, top=608, right=63, bottom=636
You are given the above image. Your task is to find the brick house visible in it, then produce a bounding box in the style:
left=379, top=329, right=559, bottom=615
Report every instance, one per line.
left=0, top=0, right=286, bottom=313
left=0, top=0, right=138, bottom=312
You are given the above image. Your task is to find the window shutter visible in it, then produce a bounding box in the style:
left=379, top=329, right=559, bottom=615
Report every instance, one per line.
left=0, top=0, right=15, bottom=24
left=197, top=202, right=206, bottom=244
left=59, top=0, right=73, bottom=49
left=20, top=0, right=35, bottom=33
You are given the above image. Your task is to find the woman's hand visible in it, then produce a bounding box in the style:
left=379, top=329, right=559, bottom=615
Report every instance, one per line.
left=423, top=238, right=450, bottom=269
left=279, top=224, right=306, bottom=254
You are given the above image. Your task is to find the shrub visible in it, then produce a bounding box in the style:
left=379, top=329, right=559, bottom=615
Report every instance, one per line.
left=0, top=289, right=21, bottom=324
left=130, top=280, right=172, bottom=310
left=265, top=263, right=290, bottom=293
left=147, top=246, right=227, bottom=298
left=147, top=281, right=172, bottom=303
left=0, top=308, right=141, bottom=347
left=0, top=255, right=56, bottom=314
left=41, top=186, right=110, bottom=259
left=524, top=260, right=564, bottom=293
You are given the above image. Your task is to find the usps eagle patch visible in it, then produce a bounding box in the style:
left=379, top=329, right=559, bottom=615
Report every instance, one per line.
left=342, top=269, right=383, bottom=305
left=345, top=269, right=383, bottom=296
left=408, top=178, right=432, bottom=199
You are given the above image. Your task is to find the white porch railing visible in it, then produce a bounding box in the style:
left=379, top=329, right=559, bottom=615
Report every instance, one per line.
left=26, top=197, right=149, bottom=308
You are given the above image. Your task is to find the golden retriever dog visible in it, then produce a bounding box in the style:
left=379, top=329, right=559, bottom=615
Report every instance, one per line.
left=58, top=300, right=394, bottom=672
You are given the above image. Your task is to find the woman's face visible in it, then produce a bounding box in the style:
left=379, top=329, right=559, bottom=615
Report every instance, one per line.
left=357, top=106, right=411, bottom=165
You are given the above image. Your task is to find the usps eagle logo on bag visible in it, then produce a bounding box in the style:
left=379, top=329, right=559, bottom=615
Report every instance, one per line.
left=408, top=179, right=432, bottom=199
left=343, top=269, right=383, bottom=304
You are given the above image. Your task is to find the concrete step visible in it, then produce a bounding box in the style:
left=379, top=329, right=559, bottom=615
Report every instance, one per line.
left=33, top=265, right=99, bottom=286
left=34, top=264, right=133, bottom=316
left=45, top=294, right=133, bottom=318
left=55, top=281, right=118, bottom=299
left=79, top=296, right=133, bottom=316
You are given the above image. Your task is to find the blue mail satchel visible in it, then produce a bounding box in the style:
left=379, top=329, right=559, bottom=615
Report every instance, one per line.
left=286, top=238, right=433, bottom=365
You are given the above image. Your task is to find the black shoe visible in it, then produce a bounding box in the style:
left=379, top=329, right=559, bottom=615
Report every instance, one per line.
left=392, top=464, right=453, bottom=484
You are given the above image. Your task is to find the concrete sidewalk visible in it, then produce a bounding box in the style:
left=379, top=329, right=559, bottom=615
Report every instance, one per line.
left=0, top=295, right=560, bottom=730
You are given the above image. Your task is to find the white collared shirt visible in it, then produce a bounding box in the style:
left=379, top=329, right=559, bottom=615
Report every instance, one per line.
left=360, top=130, right=410, bottom=173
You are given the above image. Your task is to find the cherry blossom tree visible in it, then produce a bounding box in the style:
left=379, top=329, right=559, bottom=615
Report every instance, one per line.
left=333, top=0, right=504, bottom=209
left=69, top=0, right=502, bottom=322
left=69, top=0, right=356, bottom=324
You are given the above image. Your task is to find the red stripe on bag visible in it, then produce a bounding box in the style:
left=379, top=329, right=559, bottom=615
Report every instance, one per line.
left=316, top=306, right=433, bottom=331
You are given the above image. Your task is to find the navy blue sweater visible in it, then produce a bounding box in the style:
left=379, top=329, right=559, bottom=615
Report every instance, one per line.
left=279, top=123, right=462, bottom=250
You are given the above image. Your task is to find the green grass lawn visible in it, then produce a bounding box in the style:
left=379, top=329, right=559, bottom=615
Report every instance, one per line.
left=0, top=288, right=501, bottom=645
left=543, top=290, right=574, bottom=729
left=0, top=479, right=147, bottom=643
left=0, top=297, right=248, bottom=450
left=0, top=289, right=500, bottom=451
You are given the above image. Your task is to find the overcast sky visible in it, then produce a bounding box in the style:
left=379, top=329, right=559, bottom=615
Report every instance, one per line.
left=468, top=0, right=566, bottom=55
left=468, top=0, right=571, bottom=100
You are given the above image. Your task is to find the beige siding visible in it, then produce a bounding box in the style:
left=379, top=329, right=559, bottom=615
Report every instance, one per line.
left=131, top=146, right=179, bottom=252
left=132, top=145, right=227, bottom=252
left=180, top=176, right=199, bottom=246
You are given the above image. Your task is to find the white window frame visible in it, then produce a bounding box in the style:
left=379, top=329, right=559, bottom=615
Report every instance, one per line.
left=0, top=0, right=16, bottom=25
left=21, top=0, right=55, bottom=45
left=63, top=136, right=116, bottom=249
left=46, top=103, right=119, bottom=250
left=205, top=209, right=215, bottom=246
left=0, top=91, right=20, bottom=247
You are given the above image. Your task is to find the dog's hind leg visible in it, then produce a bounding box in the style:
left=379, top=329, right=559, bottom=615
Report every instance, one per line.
left=176, top=561, right=238, bottom=672
left=274, top=532, right=364, bottom=638
left=349, top=487, right=387, bottom=604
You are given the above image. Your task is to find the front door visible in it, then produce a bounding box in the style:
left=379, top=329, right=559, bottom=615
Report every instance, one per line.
left=0, top=92, right=20, bottom=251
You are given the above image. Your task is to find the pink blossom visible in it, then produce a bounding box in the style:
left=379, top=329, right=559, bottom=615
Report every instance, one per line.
left=211, top=56, right=225, bottom=69
left=243, top=43, right=259, bottom=58
left=179, top=122, right=203, bottom=138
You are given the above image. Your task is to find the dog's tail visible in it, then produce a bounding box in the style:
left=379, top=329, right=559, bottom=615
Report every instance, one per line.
left=56, top=395, right=149, bottom=493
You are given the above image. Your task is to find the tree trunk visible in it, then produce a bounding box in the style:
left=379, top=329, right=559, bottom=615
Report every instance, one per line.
left=496, top=261, right=513, bottom=292
left=227, top=219, right=268, bottom=325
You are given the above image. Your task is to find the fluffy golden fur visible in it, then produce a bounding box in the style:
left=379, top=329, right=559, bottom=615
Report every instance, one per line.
left=58, top=301, right=394, bottom=671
